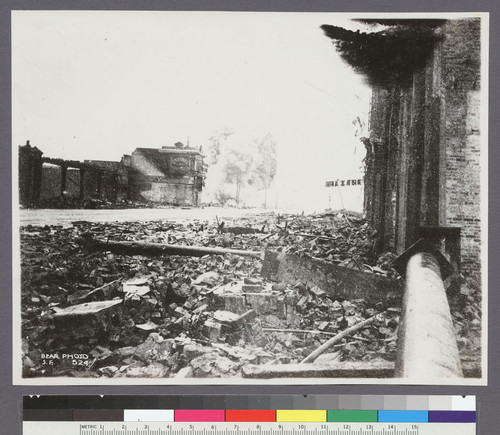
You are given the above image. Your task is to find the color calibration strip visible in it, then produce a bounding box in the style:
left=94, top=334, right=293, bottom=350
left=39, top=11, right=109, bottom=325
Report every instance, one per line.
left=24, top=409, right=476, bottom=423
left=24, top=394, right=476, bottom=411
left=23, top=395, right=476, bottom=423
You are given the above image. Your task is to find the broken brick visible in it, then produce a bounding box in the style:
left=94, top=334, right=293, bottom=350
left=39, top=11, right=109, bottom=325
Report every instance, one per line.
left=217, top=294, right=246, bottom=313
left=203, top=319, right=222, bottom=341
left=125, top=363, right=169, bottom=378
left=244, top=293, right=278, bottom=314
left=134, top=333, right=175, bottom=364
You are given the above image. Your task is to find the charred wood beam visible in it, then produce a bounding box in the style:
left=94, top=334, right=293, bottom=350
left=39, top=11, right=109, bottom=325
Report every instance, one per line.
left=83, top=237, right=262, bottom=258
left=222, top=227, right=264, bottom=235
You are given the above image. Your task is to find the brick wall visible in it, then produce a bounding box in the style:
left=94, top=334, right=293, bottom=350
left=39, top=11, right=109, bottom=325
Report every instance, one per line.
left=440, top=19, right=482, bottom=274
left=363, top=18, right=482, bottom=276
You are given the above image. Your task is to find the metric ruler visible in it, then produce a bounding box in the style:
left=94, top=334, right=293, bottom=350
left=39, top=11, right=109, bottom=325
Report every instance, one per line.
left=22, top=421, right=475, bottom=435
left=22, top=395, right=477, bottom=435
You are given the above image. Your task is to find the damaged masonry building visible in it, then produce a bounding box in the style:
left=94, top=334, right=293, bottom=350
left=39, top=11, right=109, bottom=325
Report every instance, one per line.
left=322, top=18, right=483, bottom=279
left=127, top=142, right=206, bottom=206
left=17, top=17, right=485, bottom=381
left=18, top=141, right=206, bottom=207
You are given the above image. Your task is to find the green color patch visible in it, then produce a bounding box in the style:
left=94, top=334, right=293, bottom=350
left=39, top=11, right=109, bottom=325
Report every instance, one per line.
left=327, top=410, right=378, bottom=422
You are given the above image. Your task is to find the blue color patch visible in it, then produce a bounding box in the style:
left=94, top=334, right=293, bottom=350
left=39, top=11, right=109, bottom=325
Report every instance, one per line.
left=378, top=411, right=428, bottom=422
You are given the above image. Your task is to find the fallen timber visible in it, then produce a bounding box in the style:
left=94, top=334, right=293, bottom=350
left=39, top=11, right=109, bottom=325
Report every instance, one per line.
left=222, top=226, right=264, bottom=235
left=84, top=237, right=262, bottom=258
left=300, top=313, right=382, bottom=363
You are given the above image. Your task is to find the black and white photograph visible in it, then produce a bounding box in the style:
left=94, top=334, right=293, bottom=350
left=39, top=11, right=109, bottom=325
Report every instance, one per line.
left=12, top=11, right=488, bottom=384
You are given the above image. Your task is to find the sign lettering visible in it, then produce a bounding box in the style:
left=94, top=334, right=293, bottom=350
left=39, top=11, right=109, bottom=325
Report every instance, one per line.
left=325, top=179, right=363, bottom=187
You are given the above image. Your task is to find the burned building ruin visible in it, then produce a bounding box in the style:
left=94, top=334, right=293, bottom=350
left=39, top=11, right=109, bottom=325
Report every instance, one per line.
left=127, top=143, right=205, bottom=206
left=322, top=18, right=483, bottom=276
left=18, top=141, right=206, bottom=207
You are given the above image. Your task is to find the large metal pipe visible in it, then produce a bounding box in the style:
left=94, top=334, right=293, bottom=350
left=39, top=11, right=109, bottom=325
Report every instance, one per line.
left=395, top=251, right=463, bottom=378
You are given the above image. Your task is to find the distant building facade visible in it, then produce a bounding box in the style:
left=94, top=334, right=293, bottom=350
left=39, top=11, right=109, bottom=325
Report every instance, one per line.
left=18, top=141, right=206, bottom=208
left=127, top=142, right=205, bottom=206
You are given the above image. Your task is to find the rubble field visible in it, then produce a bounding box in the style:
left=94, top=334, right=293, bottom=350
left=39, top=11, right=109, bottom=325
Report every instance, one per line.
left=19, top=211, right=481, bottom=378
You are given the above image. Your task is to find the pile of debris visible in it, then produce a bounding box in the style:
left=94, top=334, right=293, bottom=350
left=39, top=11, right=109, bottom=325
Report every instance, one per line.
left=19, top=211, right=479, bottom=378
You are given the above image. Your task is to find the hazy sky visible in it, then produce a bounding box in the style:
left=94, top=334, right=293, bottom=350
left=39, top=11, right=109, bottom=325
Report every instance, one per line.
left=12, top=11, right=372, bottom=211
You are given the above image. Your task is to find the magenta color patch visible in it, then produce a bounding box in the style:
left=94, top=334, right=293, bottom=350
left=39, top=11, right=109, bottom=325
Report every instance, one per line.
left=174, top=410, right=225, bottom=422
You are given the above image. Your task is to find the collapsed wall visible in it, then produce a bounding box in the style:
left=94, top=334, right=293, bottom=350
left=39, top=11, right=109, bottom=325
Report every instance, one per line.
left=322, top=18, right=482, bottom=276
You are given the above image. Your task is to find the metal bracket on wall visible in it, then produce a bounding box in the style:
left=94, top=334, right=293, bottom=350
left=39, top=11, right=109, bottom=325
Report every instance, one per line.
left=392, top=238, right=454, bottom=281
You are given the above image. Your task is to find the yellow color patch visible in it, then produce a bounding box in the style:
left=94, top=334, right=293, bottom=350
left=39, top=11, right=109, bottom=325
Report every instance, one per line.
left=276, top=410, right=327, bottom=422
